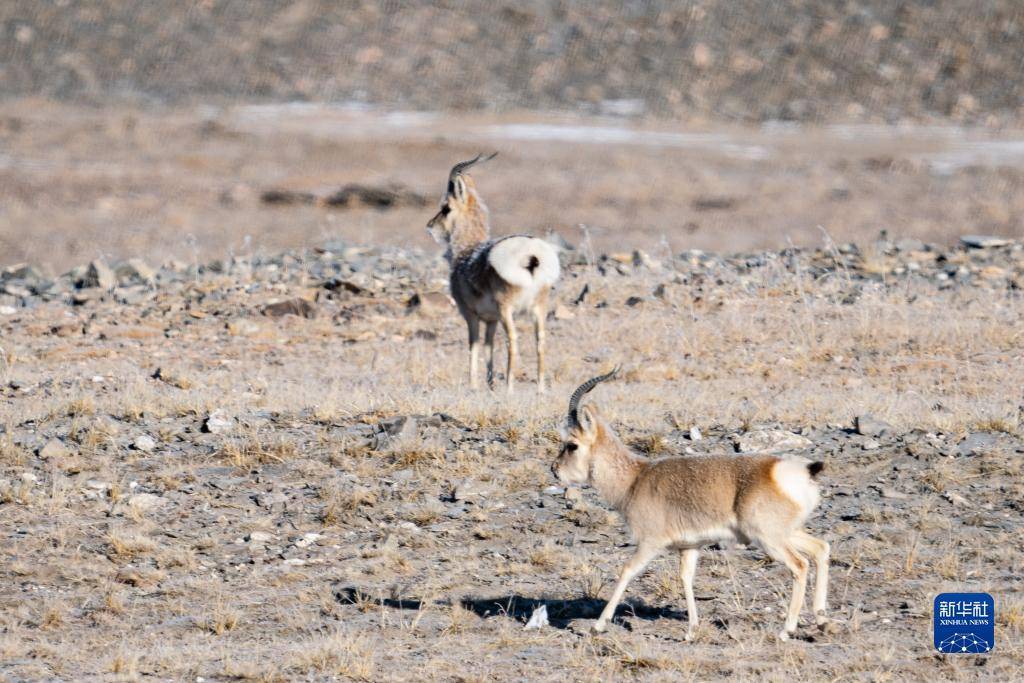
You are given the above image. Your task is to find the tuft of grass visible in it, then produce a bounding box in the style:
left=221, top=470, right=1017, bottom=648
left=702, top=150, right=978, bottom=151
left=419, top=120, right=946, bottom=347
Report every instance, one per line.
left=106, top=530, right=157, bottom=560
left=219, top=438, right=299, bottom=468
left=291, top=630, right=376, bottom=680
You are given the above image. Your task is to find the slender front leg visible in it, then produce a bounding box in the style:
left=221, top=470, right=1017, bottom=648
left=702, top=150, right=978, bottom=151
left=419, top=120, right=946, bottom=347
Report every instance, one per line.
left=679, top=548, right=700, bottom=641
left=592, top=543, right=662, bottom=633
left=467, top=316, right=481, bottom=390
left=533, top=302, right=546, bottom=393
left=500, top=308, right=517, bottom=395
left=484, top=321, right=497, bottom=389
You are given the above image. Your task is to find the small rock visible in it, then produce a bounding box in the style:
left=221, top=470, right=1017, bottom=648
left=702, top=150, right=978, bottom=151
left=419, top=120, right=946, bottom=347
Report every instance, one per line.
left=115, top=258, right=156, bottom=285
left=246, top=531, right=274, bottom=543
left=255, top=492, right=287, bottom=508
left=132, top=435, right=157, bottom=452
left=894, top=237, right=925, bottom=253
left=379, top=415, right=417, bottom=442
left=689, top=427, right=702, bottom=441
left=960, top=235, right=1010, bottom=249
left=564, top=488, right=583, bottom=503
left=956, top=432, right=998, bottom=456
left=625, top=296, right=645, bottom=307
left=262, top=298, right=317, bottom=319
left=734, top=429, right=813, bottom=453
left=453, top=479, right=492, bottom=501
left=553, top=303, right=575, bottom=320
left=20, top=472, right=38, bottom=484
left=524, top=604, right=549, bottom=630
left=79, top=260, right=117, bottom=289
left=282, top=558, right=307, bottom=566
left=202, top=410, right=234, bottom=434
left=127, top=493, right=164, bottom=511
left=943, top=491, right=971, bottom=507
left=879, top=487, right=908, bottom=500
left=406, top=291, right=452, bottom=316
left=862, top=438, right=881, bottom=451
left=294, top=532, right=322, bottom=548
left=0, top=305, right=16, bottom=315
left=543, top=485, right=565, bottom=495
left=38, top=438, right=70, bottom=460
left=855, top=414, right=892, bottom=437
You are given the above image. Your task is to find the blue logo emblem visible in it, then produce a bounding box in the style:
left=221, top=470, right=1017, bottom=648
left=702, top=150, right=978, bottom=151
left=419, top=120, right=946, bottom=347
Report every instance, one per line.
left=934, top=593, right=994, bottom=654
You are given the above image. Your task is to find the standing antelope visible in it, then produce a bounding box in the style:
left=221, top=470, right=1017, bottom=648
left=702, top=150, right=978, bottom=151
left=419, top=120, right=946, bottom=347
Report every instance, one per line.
left=426, top=153, right=560, bottom=393
left=552, top=370, right=831, bottom=641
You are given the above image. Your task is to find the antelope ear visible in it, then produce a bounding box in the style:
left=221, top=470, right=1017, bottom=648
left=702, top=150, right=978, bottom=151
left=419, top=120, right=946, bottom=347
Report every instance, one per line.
left=579, top=405, right=598, bottom=437
left=452, top=176, right=468, bottom=202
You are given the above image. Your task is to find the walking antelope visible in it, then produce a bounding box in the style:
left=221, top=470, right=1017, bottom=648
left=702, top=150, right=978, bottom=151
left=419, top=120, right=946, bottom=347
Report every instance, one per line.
left=426, top=154, right=560, bottom=393
left=552, top=370, right=831, bottom=640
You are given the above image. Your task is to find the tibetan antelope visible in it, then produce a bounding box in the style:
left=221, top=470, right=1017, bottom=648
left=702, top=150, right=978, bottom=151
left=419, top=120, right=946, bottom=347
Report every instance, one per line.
left=426, top=153, right=560, bottom=393
left=552, top=369, right=831, bottom=641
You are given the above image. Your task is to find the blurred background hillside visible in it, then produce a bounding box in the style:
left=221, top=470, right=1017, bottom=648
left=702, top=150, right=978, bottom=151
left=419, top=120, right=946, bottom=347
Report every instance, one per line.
left=2, top=0, right=1022, bottom=125
left=1, top=1, right=1022, bottom=271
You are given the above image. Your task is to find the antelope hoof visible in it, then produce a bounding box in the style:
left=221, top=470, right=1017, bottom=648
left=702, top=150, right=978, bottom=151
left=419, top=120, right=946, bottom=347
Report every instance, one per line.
left=685, top=628, right=696, bottom=642
left=590, top=621, right=607, bottom=635
left=777, top=629, right=792, bottom=642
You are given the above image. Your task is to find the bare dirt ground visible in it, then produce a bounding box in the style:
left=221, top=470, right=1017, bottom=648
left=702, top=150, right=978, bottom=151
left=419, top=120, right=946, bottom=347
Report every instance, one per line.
left=2, top=101, right=1024, bottom=277
left=2, top=213, right=1024, bottom=679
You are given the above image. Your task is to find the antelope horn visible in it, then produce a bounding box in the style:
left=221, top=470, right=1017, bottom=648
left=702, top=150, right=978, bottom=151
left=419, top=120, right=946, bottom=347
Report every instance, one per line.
left=447, top=152, right=498, bottom=193
left=567, top=366, right=621, bottom=428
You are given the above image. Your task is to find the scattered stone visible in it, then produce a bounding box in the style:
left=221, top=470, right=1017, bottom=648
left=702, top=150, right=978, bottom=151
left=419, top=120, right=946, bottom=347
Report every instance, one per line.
left=132, top=435, right=157, bottom=452
left=564, top=488, right=584, bottom=503
left=79, top=260, right=117, bottom=289
left=0, top=305, right=16, bottom=315
left=943, top=491, right=971, bottom=507
left=38, top=438, right=70, bottom=460
left=553, top=303, right=575, bottom=320
left=255, top=492, right=287, bottom=508
left=956, top=432, right=999, bottom=456
left=152, top=367, right=193, bottom=389
left=625, top=296, right=645, bottom=307
left=960, top=235, right=1010, bottom=249
left=115, top=258, right=156, bottom=284
left=524, top=604, right=549, bottom=630
left=226, top=318, right=260, bottom=336
left=202, top=410, right=234, bottom=434
left=406, top=291, right=451, bottom=315
left=689, top=427, right=702, bottom=441
left=260, top=188, right=316, bottom=205
left=262, top=298, right=317, bottom=319
left=322, top=278, right=366, bottom=295
left=453, top=479, right=492, bottom=501
left=378, top=415, right=418, bottom=442
left=246, top=531, right=274, bottom=543
left=879, top=486, right=908, bottom=500
left=322, top=183, right=429, bottom=209
left=862, top=438, right=881, bottom=451
left=127, top=492, right=164, bottom=511
left=855, top=414, right=892, bottom=437
left=294, top=532, right=322, bottom=548
left=734, top=429, right=813, bottom=453
left=543, top=485, right=565, bottom=495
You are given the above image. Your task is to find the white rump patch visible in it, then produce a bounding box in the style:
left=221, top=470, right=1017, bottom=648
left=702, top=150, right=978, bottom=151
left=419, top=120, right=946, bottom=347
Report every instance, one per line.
left=771, top=458, right=820, bottom=516
left=488, top=236, right=560, bottom=295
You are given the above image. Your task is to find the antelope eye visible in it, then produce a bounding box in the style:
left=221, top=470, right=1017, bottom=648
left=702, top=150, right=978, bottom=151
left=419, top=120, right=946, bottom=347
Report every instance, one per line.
left=440, top=204, right=451, bottom=216
left=565, top=443, right=578, bottom=453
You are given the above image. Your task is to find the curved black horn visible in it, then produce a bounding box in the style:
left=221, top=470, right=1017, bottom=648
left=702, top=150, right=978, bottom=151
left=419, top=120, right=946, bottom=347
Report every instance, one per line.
left=447, top=152, right=498, bottom=193
left=567, top=366, right=621, bottom=428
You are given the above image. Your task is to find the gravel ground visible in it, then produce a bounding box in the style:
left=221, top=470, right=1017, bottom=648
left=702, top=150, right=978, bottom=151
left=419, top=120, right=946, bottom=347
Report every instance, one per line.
left=2, top=235, right=1023, bottom=680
